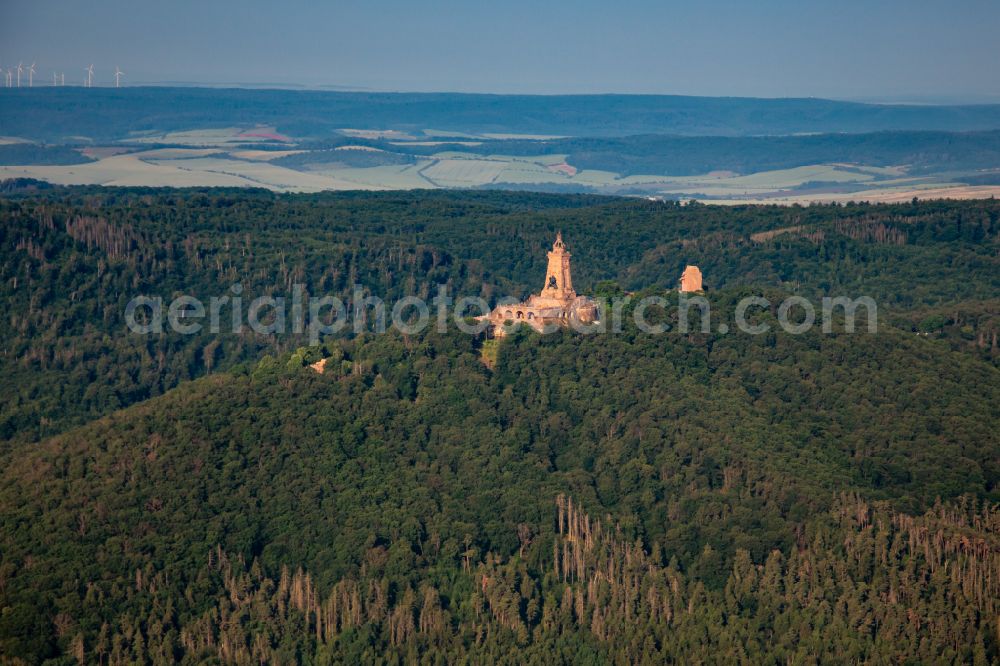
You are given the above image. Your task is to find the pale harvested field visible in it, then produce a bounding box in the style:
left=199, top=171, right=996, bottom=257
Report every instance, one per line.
left=133, top=148, right=224, bottom=159
left=838, top=185, right=1000, bottom=203
left=570, top=169, right=624, bottom=185
left=142, top=157, right=386, bottom=191
left=228, top=149, right=305, bottom=161
left=493, top=153, right=569, bottom=167
left=491, top=164, right=568, bottom=185
left=0, top=154, right=256, bottom=187
left=421, top=154, right=622, bottom=187
left=127, top=127, right=263, bottom=146
left=391, top=141, right=484, bottom=147
left=339, top=128, right=416, bottom=140
left=0, top=152, right=384, bottom=191
left=829, top=164, right=907, bottom=177
left=427, top=151, right=497, bottom=161
left=420, top=158, right=508, bottom=186
left=660, top=165, right=876, bottom=191
left=481, top=133, right=566, bottom=140
left=662, top=184, right=802, bottom=197
left=310, top=163, right=437, bottom=189
left=5, top=146, right=997, bottom=202
left=707, top=185, right=1000, bottom=205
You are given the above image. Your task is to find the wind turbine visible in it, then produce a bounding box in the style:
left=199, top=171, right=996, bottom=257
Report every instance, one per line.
left=28, top=63, right=35, bottom=87
left=114, top=66, right=123, bottom=88
left=16, top=62, right=22, bottom=88
left=4, top=69, right=10, bottom=88
left=60, top=72, right=65, bottom=86
left=53, top=71, right=58, bottom=86
left=85, top=64, right=94, bottom=88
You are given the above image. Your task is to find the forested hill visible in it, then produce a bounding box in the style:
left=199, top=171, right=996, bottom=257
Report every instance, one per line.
left=1, top=309, right=998, bottom=662
left=1, top=187, right=997, bottom=444
left=5, top=88, right=1000, bottom=141
left=0, top=186, right=998, bottom=662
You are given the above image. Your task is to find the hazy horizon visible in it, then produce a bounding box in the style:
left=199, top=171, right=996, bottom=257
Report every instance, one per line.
left=17, top=81, right=1000, bottom=107
left=3, top=0, right=999, bottom=103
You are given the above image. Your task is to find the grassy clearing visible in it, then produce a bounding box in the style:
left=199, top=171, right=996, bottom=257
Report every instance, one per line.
left=480, top=339, right=500, bottom=368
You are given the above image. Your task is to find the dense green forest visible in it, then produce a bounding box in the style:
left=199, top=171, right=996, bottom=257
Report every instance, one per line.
left=0, top=186, right=997, bottom=663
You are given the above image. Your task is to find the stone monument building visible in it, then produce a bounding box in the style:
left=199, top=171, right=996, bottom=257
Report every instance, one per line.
left=482, top=232, right=599, bottom=337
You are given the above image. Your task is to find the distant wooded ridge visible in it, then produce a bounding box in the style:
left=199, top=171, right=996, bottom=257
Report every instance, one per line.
left=4, top=87, right=1000, bottom=142
left=407, top=130, right=1000, bottom=177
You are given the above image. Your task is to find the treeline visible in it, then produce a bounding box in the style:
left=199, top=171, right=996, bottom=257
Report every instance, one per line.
left=0, top=143, right=93, bottom=166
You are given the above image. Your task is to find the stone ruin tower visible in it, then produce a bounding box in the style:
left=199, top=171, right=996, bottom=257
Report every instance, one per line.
left=680, top=265, right=703, bottom=292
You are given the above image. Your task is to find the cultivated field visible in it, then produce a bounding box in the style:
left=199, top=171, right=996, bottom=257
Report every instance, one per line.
left=2, top=126, right=997, bottom=203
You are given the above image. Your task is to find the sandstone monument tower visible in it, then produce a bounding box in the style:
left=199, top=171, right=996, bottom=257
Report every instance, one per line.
left=534, top=231, right=577, bottom=306
left=482, top=232, right=598, bottom=337
left=539, top=232, right=574, bottom=302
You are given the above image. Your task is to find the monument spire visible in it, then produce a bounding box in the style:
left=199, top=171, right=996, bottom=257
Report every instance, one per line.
left=542, top=231, right=574, bottom=299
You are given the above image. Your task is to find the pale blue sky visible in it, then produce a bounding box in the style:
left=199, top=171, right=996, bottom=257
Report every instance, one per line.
left=2, top=0, right=998, bottom=101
